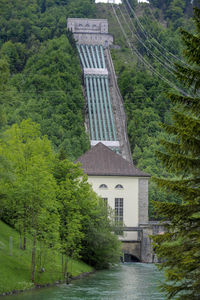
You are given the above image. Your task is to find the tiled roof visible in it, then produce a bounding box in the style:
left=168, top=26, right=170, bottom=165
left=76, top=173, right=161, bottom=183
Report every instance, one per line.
left=75, top=142, right=150, bottom=177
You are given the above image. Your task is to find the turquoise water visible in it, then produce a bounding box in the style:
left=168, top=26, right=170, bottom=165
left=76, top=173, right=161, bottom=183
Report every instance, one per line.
left=5, top=263, right=165, bottom=300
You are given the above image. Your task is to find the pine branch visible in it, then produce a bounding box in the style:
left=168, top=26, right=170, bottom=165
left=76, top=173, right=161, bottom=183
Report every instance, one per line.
left=156, top=150, right=200, bottom=173
left=179, top=29, right=200, bottom=65
left=153, top=177, right=200, bottom=199
left=174, top=64, right=200, bottom=92
left=169, top=94, right=200, bottom=115
left=160, top=137, right=200, bottom=156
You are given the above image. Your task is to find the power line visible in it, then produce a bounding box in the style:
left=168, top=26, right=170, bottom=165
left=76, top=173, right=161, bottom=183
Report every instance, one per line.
left=124, top=0, right=190, bottom=68
left=122, top=2, right=177, bottom=70
left=110, top=3, right=190, bottom=96
left=118, top=4, right=176, bottom=76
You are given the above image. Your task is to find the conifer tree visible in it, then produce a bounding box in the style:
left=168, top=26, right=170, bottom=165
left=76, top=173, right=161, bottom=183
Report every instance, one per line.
left=152, top=8, right=200, bottom=300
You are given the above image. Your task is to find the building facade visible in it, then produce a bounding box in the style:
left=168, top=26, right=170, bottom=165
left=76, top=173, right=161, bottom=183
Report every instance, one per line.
left=95, top=0, right=122, bottom=4
left=76, top=143, right=150, bottom=241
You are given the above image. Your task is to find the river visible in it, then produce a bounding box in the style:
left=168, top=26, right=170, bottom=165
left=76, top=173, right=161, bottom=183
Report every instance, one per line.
left=5, top=263, right=165, bottom=300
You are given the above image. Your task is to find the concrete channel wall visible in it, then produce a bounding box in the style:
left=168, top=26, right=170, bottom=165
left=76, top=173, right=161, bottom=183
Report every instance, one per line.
left=104, top=48, right=133, bottom=162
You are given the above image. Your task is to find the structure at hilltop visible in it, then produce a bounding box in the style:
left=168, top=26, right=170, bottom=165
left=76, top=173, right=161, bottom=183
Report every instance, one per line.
left=67, top=17, right=161, bottom=263
left=67, top=18, right=132, bottom=162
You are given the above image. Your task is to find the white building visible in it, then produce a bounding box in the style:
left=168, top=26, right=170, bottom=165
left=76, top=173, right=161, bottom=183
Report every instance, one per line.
left=95, top=0, right=122, bottom=4
left=138, top=0, right=149, bottom=3
left=76, top=143, right=150, bottom=241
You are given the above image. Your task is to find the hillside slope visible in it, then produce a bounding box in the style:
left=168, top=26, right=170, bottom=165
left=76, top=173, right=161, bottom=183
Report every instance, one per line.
left=0, top=0, right=96, bottom=160
left=95, top=0, right=195, bottom=216
left=0, top=221, right=93, bottom=295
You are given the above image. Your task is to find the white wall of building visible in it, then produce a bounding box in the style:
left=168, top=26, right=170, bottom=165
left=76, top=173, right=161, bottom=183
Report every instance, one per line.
left=95, top=0, right=122, bottom=4
left=138, top=0, right=149, bottom=3
left=88, top=175, right=139, bottom=240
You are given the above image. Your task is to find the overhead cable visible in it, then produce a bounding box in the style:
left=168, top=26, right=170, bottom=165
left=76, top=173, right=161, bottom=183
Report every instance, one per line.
left=124, top=0, right=190, bottom=68
left=117, top=4, right=176, bottom=76
left=110, top=3, right=190, bottom=96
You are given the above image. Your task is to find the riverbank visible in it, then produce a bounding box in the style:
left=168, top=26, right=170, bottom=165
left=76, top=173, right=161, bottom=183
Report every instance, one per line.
left=0, top=221, right=93, bottom=296
left=0, top=270, right=96, bottom=297
left=2, top=263, right=165, bottom=300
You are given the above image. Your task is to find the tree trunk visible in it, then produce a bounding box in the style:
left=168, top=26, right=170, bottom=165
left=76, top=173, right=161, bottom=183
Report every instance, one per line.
left=64, top=255, right=69, bottom=284
left=23, top=234, right=26, bottom=250
left=31, top=232, right=37, bottom=282
left=19, top=225, right=22, bottom=250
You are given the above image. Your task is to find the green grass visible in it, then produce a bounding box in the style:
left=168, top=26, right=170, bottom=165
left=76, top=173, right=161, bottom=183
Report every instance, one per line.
left=0, top=221, right=93, bottom=294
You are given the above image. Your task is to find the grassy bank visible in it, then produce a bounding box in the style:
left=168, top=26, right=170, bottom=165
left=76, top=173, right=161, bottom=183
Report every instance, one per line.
left=0, top=221, right=93, bottom=295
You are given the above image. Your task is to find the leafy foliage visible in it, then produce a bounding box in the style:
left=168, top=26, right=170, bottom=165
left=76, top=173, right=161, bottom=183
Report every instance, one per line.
left=0, top=120, right=121, bottom=284
left=152, top=8, right=200, bottom=299
left=0, top=0, right=95, bottom=160
left=107, top=0, right=195, bottom=218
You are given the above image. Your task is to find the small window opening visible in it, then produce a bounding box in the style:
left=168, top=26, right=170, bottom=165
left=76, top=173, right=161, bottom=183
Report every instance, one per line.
left=115, top=184, right=124, bottom=189
left=99, top=184, right=108, bottom=189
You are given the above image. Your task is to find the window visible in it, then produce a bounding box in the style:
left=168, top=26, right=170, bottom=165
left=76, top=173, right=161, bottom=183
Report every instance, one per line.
left=99, top=184, right=108, bottom=189
left=115, top=198, right=123, bottom=224
left=115, top=184, right=124, bottom=189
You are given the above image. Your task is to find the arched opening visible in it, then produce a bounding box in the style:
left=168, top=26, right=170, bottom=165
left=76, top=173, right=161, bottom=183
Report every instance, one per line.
left=99, top=184, right=108, bottom=189
left=115, top=184, right=123, bottom=189
left=124, top=253, right=140, bottom=263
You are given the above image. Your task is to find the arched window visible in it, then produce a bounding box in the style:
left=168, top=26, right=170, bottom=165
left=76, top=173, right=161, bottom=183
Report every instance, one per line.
left=115, top=184, right=124, bottom=189
left=99, top=184, right=108, bottom=189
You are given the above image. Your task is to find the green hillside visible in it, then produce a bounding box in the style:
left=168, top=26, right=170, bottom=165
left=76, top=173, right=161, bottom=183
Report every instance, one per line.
left=0, top=0, right=96, bottom=161
left=0, top=221, right=93, bottom=295
left=95, top=0, right=196, bottom=216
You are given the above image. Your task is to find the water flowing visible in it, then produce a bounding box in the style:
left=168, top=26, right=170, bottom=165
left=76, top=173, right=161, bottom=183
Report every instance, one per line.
left=5, top=263, right=165, bottom=300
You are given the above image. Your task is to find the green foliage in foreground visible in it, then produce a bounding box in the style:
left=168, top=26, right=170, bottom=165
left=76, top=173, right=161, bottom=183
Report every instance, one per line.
left=0, top=120, right=121, bottom=291
left=0, top=220, right=92, bottom=295
left=152, top=8, right=200, bottom=300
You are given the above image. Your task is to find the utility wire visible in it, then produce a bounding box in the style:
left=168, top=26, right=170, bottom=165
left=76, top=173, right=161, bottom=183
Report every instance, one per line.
left=124, top=0, right=180, bottom=68
left=118, top=4, right=176, bottom=76
left=122, top=2, right=177, bottom=69
left=124, top=0, right=190, bottom=68
left=111, top=3, right=189, bottom=96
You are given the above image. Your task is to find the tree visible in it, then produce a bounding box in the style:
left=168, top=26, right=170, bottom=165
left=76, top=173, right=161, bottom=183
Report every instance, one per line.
left=53, top=157, right=121, bottom=272
left=152, top=8, right=200, bottom=299
left=0, top=120, right=60, bottom=282
left=53, top=158, right=85, bottom=281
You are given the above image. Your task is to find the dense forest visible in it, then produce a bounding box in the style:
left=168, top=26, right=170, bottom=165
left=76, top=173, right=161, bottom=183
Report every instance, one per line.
left=0, top=0, right=199, bottom=288
left=0, top=0, right=122, bottom=288
left=101, top=0, right=197, bottom=216
left=0, top=0, right=97, bottom=160
left=0, top=0, right=197, bottom=217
